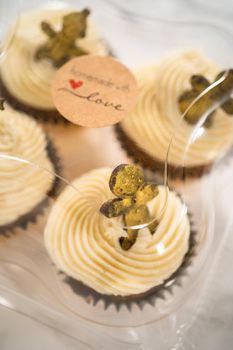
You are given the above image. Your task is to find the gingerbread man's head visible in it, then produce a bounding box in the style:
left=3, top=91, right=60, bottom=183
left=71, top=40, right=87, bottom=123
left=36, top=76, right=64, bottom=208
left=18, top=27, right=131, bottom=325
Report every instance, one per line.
left=62, top=9, right=90, bottom=41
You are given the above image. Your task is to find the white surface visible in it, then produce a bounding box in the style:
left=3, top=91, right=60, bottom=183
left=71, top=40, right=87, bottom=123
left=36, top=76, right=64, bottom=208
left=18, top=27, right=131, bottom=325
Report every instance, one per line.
left=0, top=306, right=89, bottom=350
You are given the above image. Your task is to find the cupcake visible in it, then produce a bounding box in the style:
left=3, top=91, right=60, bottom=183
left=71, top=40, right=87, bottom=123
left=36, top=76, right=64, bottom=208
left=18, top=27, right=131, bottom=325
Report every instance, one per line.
left=116, top=50, right=233, bottom=179
left=44, top=164, right=194, bottom=309
left=0, top=106, right=58, bottom=232
left=0, top=8, right=110, bottom=123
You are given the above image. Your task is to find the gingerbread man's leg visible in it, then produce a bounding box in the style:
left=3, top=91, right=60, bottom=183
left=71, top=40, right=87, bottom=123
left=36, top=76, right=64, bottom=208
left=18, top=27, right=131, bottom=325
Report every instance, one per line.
left=120, top=205, right=151, bottom=250
left=41, top=22, right=56, bottom=38
left=34, top=45, right=50, bottom=61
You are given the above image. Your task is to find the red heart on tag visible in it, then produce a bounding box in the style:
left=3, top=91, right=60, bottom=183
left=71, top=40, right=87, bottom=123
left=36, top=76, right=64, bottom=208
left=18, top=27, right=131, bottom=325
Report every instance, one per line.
left=69, top=79, right=83, bottom=90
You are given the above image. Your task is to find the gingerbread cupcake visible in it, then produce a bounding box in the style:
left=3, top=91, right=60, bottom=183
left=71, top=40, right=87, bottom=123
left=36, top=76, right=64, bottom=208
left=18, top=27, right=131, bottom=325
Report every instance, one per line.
left=116, top=50, right=233, bottom=179
left=44, top=164, right=196, bottom=309
left=0, top=8, right=110, bottom=123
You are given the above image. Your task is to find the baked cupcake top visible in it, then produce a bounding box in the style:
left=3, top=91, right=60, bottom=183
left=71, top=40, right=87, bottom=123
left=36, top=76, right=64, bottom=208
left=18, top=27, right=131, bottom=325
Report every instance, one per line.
left=0, top=107, right=55, bottom=226
left=120, top=50, right=233, bottom=167
left=0, top=8, right=109, bottom=110
left=44, top=166, right=190, bottom=296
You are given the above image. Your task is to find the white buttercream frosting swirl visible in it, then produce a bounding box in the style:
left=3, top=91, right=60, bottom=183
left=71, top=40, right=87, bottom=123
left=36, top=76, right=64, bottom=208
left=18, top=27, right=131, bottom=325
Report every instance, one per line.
left=0, top=9, right=109, bottom=110
left=44, top=167, right=190, bottom=296
left=120, top=50, right=233, bottom=167
left=0, top=107, right=55, bottom=226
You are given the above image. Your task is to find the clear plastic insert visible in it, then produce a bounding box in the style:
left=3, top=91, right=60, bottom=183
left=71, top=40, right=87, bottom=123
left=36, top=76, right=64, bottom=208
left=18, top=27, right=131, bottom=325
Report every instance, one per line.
left=0, top=0, right=232, bottom=345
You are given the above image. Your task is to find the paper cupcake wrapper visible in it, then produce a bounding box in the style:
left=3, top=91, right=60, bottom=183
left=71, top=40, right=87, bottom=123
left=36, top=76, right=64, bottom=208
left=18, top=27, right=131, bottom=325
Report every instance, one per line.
left=0, top=137, right=62, bottom=235
left=114, top=124, right=213, bottom=180
left=61, top=211, right=197, bottom=312
left=0, top=77, right=68, bottom=124
left=0, top=41, right=115, bottom=124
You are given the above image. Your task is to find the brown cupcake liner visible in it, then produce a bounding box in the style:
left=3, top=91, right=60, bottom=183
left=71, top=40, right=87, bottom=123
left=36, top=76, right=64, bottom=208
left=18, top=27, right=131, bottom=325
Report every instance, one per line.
left=0, top=137, right=62, bottom=235
left=0, top=41, right=115, bottom=125
left=62, top=211, right=197, bottom=312
left=114, top=124, right=213, bottom=180
left=0, top=77, right=68, bottom=124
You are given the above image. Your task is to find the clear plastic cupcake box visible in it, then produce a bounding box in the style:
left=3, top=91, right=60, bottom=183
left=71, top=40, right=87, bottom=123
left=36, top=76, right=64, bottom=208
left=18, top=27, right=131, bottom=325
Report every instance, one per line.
left=0, top=0, right=233, bottom=348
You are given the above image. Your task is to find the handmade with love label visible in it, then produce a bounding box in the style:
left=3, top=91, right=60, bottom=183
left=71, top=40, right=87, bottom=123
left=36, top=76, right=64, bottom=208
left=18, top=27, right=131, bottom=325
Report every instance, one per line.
left=51, top=56, right=138, bottom=127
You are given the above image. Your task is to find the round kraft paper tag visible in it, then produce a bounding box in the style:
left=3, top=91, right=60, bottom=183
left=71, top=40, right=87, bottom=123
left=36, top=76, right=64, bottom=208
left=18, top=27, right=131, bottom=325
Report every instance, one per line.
left=51, top=55, right=138, bottom=128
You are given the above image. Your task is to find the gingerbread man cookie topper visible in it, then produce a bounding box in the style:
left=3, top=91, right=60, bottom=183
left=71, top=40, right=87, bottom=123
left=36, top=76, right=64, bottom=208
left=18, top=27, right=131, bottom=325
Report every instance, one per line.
left=100, top=164, right=159, bottom=250
left=35, top=9, right=90, bottom=67
left=179, top=69, right=233, bottom=127
left=0, top=98, right=5, bottom=111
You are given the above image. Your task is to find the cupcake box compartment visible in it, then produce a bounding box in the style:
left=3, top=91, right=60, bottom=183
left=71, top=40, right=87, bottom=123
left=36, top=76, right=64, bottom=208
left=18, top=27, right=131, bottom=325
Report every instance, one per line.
left=0, top=0, right=232, bottom=340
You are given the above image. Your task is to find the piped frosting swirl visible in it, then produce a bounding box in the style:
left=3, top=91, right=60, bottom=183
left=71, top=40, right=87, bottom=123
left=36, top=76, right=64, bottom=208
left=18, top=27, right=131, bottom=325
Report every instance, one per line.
left=0, top=107, right=55, bottom=226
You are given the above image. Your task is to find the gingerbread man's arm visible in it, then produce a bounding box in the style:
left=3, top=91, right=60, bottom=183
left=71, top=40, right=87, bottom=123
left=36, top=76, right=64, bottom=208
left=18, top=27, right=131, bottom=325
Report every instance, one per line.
left=68, top=45, right=88, bottom=57
left=41, top=21, right=57, bottom=38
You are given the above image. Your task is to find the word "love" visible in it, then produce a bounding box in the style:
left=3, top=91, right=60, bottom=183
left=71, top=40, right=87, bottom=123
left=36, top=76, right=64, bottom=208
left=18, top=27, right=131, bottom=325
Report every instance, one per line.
left=59, top=88, right=124, bottom=112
